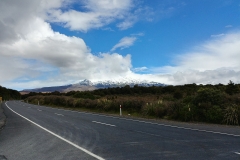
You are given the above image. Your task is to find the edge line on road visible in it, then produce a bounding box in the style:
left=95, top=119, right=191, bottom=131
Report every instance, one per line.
left=119, top=118, right=240, bottom=137
left=21, top=102, right=240, bottom=137
left=5, top=102, right=105, bottom=160
left=66, top=110, right=240, bottom=137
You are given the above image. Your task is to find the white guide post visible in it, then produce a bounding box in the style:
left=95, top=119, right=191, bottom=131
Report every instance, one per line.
left=120, top=105, right=122, bottom=116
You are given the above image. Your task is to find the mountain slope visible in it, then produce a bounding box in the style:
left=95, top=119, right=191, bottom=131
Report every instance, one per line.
left=21, top=79, right=165, bottom=93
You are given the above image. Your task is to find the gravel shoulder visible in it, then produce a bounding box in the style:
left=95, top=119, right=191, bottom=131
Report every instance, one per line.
left=0, top=102, right=6, bottom=130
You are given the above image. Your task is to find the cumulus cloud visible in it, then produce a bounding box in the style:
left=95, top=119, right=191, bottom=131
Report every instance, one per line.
left=0, top=0, right=134, bottom=90
left=111, top=36, right=137, bottom=51
left=0, top=0, right=240, bottom=90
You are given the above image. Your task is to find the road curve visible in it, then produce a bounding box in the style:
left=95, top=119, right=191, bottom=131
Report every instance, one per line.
left=0, top=101, right=240, bottom=160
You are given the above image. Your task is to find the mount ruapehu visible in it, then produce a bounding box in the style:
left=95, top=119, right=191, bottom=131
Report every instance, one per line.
left=21, top=79, right=165, bottom=93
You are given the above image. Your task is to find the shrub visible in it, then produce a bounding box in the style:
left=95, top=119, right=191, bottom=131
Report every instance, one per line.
left=178, top=105, right=192, bottom=121
left=223, top=104, right=239, bottom=125
left=173, top=90, right=183, bottom=99
left=142, top=102, right=167, bottom=118
left=205, top=105, right=223, bottom=123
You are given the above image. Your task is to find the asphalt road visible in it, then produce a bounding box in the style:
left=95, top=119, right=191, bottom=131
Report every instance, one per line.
left=0, top=101, right=240, bottom=160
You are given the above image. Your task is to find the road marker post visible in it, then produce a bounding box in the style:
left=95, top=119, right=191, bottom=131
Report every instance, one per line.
left=120, top=105, right=122, bottom=116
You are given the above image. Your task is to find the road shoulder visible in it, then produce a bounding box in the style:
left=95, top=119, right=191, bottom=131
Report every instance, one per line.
left=0, top=103, right=6, bottom=130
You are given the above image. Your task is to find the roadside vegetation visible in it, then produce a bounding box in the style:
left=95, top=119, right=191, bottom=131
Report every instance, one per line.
left=0, top=86, right=21, bottom=100
left=22, top=81, right=240, bottom=125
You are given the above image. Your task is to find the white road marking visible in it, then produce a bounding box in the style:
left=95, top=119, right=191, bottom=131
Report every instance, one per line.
left=92, top=121, right=116, bottom=127
left=38, top=109, right=42, bottom=111
left=69, top=111, right=240, bottom=137
left=234, top=152, right=240, bottom=155
left=21, top=102, right=240, bottom=137
left=79, top=112, right=240, bottom=137
left=82, top=112, right=240, bottom=137
left=122, top=142, right=142, bottom=146
left=120, top=118, right=240, bottom=137
left=5, top=102, right=105, bottom=160
left=55, top=113, right=64, bottom=116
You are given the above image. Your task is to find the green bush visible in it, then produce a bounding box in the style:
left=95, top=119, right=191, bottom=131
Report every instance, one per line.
left=142, top=102, right=167, bottom=118
left=205, top=105, right=223, bottom=123
left=178, top=105, right=192, bottom=121
left=223, top=104, right=239, bottom=125
left=23, top=83, right=240, bottom=125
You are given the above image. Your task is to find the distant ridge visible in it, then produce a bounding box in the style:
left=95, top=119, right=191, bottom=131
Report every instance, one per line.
left=21, top=79, right=165, bottom=93
left=22, top=84, right=73, bottom=93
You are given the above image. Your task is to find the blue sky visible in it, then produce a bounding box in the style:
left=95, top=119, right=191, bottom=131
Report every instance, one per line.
left=0, top=0, right=240, bottom=90
left=52, top=0, right=239, bottom=68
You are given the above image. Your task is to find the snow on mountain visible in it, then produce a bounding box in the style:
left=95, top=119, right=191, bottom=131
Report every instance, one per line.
left=79, top=79, right=93, bottom=86
left=73, top=79, right=165, bottom=90
left=21, top=79, right=165, bottom=93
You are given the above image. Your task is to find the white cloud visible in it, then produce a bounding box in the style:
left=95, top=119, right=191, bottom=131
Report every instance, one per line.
left=151, top=32, right=240, bottom=84
left=42, top=0, right=157, bottom=32
left=0, top=0, right=240, bottom=90
left=44, top=0, right=137, bottom=32
left=116, top=14, right=137, bottom=30
left=133, top=67, right=148, bottom=72
left=157, top=69, right=240, bottom=85
left=110, top=33, right=143, bottom=52
left=116, top=5, right=155, bottom=30
left=111, top=36, right=137, bottom=51
left=84, top=0, right=133, bottom=12
left=0, top=0, right=135, bottom=90
left=211, top=33, right=225, bottom=38
left=177, top=32, right=240, bottom=71
left=117, top=20, right=135, bottom=30
left=225, top=25, right=233, bottom=28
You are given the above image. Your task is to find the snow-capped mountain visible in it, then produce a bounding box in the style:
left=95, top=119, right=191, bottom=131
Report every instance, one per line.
left=21, top=79, right=165, bottom=93
left=91, top=79, right=165, bottom=88
left=79, top=79, right=93, bottom=86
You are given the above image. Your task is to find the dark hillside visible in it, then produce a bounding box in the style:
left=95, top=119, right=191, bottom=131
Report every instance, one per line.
left=0, top=86, right=21, bottom=100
